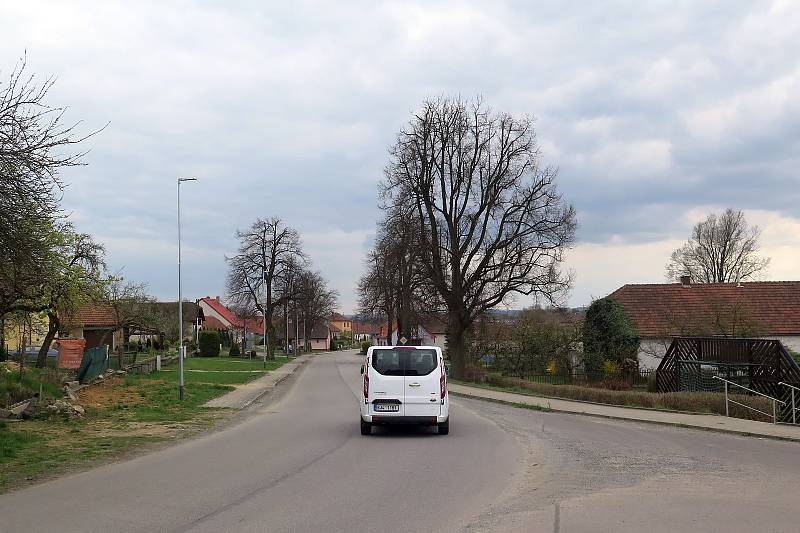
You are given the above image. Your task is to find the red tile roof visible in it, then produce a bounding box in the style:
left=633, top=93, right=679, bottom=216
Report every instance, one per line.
left=63, top=306, right=117, bottom=327
left=609, top=281, right=800, bottom=337
left=201, top=316, right=229, bottom=331
left=329, top=323, right=342, bottom=333
left=199, top=297, right=241, bottom=328
left=330, top=312, right=348, bottom=322
left=353, top=321, right=382, bottom=335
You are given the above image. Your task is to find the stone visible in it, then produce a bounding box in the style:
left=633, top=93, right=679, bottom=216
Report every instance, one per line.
left=9, top=401, right=31, bottom=417
left=64, top=386, right=79, bottom=401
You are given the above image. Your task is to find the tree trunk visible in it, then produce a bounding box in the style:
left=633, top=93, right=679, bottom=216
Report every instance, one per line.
left=447, top=311, right=468, bottom=379
left=36, top=312, right=59, bottom=368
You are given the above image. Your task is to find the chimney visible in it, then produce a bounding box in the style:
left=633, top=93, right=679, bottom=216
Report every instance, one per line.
left=680, top=275, right=691, bottom=287
left=215, top=296, right=220, bottom=302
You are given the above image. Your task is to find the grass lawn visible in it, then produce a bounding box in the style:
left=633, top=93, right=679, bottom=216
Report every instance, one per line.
left=0, top=354, right=288, bottom=493
left=151, top=355, right=285, bottom=385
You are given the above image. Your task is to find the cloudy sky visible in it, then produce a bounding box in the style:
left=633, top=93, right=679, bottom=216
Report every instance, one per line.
left=3, top=1, right=799, bottom=313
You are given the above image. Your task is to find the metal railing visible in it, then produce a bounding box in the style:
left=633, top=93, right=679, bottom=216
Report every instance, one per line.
left=712, top=375, right=785, bottom=424
left=779, top=382, right=800, bottom=425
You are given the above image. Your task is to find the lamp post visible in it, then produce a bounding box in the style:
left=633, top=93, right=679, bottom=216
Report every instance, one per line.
left=177, top=177, right=197, bottom=401
left=268, top=272, right=269, bottom=369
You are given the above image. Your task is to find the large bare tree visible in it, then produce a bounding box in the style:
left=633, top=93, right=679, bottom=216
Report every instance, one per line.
left=666, top=208, right=770, bottom=283
left=226, top=217, right=305, bottom=358
left=382, top=97, right=576, bottom=378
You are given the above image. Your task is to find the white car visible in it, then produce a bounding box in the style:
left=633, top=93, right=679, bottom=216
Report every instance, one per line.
left=360, top=345, right=449, bottom=435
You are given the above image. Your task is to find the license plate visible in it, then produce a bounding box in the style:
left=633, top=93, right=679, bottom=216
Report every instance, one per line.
left=374, top=404, right=399, bottom=412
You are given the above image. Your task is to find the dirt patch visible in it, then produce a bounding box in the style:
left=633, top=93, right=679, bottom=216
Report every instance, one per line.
left=78, top=378, right=156, bottom=408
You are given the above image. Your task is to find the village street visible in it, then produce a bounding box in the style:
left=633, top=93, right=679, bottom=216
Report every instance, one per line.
left=1, top=350, right=798, bottom=533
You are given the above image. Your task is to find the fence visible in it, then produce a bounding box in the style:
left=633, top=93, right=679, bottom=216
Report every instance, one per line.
left=125, top=354, right=179, bottom=375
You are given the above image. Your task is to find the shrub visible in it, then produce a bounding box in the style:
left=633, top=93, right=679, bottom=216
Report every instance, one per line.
left=646, top=372, right=658, bottom=392
left=360, top=341, right=372, bottom=355
left=229, top=343, right=241, bottom=357
left=198, top=330, right=220, bottom=357
left=583, top=297, right=640, bottom=373
left=602, top=360, right=621, bottom=380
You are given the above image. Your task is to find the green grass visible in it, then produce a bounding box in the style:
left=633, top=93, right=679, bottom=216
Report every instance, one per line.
left=453, top=375, right=773, bottom=422
left=151, top=355, right=284, bottom=386
left=0, top=422, right=37, bottom=460
left=1, top=365, right=66, bottom=406
left=0, top=355, right=289, bottom=492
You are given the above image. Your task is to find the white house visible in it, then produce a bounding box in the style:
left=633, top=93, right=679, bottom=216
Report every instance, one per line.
left=610, top=279, right=800, bottom=370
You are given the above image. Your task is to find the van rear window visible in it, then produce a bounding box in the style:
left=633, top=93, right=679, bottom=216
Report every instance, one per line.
left=371, top=349, right=437, bottom=376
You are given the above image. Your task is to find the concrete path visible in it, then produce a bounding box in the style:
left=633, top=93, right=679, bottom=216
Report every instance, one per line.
left=202, top=353, right=314, bottom=409
left=450, top=382, right=800, bottom=441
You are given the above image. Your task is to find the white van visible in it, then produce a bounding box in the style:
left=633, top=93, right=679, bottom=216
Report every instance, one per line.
left=359, top=345, right=449, bottom=435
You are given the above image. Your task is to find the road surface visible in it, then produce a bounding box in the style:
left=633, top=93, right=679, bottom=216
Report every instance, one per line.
left=1, top=350, right=798, bottom=532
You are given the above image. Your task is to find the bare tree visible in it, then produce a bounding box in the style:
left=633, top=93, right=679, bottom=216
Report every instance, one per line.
left=297, top=269, right=338, bottom=351
left=382, top=97, right=576, bottom=377
left=226, top=217, right=305, bottom=358
left=666, top=208, right=770, bottom=283
left=357, top=206, right=442, bottom=345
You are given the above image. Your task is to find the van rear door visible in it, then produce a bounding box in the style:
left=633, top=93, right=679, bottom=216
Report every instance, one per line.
left=401, top=348, right=440, bottom=417
left=370, top=349, right=405, bottom=416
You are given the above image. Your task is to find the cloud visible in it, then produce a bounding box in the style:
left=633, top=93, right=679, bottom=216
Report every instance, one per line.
left=2, top=0, right=799, bottom=311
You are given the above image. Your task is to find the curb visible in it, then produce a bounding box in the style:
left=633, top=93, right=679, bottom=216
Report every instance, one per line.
left=450, top=390, right=800, bottom=444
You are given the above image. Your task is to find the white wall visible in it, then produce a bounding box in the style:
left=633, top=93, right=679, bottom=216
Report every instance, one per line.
left=637, top=335, right=800, bottom=370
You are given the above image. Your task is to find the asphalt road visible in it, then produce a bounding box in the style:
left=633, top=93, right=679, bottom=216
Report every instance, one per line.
left=1, top=350, right=799, bottom=532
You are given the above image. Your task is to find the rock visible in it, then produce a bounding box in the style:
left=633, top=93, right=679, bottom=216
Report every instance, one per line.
left=66, top=380, right=80, bottom=390
left=10, top=401, right=31, bottom=417
left=0, top=408, right=11, bottom=418
left=45, top=399, right=85, bottom=418
left=64, top=386, right=79, bottom=401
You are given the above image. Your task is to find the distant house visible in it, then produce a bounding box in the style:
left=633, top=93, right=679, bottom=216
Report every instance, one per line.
left=273, top=321, right=332, bottom=351
left=376, top=318, right=447, bottom=350
left=198, top=296, right=240, bottom=330
left=329, top=323, right=342, bottom=339
left=352, top=321, right=381, bottom=343
left=329, top=313, right=352, bottom=336
left=610, top=279, right=800, bottom=369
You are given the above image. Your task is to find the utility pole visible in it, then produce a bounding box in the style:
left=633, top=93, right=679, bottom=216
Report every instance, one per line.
left=177, top=177, right=197, bottom=401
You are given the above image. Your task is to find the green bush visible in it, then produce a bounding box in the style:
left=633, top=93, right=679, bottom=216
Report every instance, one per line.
left=583, top=297, right=640, bottom=373
left=646, top=372, right=658, bottom=392
left=229, top=342, right=241, bottom=357
left=198, top=330, right=220, bottom=357
left=360, top=341, right=372, bottom=355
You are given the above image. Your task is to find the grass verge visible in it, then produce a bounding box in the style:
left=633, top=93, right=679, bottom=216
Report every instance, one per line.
left=0, top=355, right=286, bottom=493
left=452, top=375, right=773, bottom=422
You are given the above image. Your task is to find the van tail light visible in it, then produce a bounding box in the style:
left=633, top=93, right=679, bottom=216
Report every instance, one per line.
left=364, top=373, right=369, bottom=403
left=440, top=363, right=446, bottom=402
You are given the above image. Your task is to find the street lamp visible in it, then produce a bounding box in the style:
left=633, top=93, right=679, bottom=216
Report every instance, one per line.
left=177, top=177, right=197, bottom=401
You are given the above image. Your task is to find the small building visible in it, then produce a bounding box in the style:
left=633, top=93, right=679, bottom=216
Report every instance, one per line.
left=610, top=279, right=800, bottom=370
left=61, top=306, right=123, bottom=352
